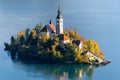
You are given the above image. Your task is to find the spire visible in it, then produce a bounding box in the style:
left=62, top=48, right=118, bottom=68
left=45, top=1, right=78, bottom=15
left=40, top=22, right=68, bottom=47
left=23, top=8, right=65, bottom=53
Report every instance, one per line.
left=58, top=5, right=61, bottom=14
left=49, top=19, right=52, bottom=24
left=56, top=5, right=62, bottom=19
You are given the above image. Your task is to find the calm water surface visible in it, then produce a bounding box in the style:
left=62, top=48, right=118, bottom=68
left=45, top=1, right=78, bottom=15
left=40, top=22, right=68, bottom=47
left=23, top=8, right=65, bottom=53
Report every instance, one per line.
left=0, top=0, right=120, bottom=80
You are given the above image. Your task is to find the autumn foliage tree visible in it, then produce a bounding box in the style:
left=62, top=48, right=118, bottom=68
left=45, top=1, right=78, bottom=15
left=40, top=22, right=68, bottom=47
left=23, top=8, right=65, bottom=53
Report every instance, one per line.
left=64, top=27, right=81, bottom=40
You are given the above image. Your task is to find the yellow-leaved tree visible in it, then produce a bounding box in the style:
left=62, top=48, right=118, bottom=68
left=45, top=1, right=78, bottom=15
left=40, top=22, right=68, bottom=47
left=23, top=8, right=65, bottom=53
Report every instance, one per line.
left=31, top=29, right=37, bottom=39
left=87, top=39, right=100, bottom=53
left=17, top=30, right=25, bottom=38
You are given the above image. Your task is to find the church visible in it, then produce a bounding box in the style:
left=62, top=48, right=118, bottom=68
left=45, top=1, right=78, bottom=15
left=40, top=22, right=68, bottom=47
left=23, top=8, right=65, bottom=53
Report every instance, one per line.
left=40, top=6, right=70, bottom=44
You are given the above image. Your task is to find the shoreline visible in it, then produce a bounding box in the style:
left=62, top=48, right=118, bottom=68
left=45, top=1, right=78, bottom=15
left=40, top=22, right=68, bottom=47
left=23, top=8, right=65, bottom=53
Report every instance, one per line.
left=8, top=52, right=111, bottom=65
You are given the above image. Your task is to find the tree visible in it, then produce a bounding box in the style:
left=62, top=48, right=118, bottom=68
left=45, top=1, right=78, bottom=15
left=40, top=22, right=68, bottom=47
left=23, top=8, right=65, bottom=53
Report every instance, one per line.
left=64, top=27, right=81, bottom=40
left=19, top=36, right=25, bottom=45
left=64, top=43, right=76, bottom=61
left=31, top=29, right=37, bottom=39
left=74, top=48, right=82, bottom=63
left=25, top=27, right=30, bottom=39
left=17, top=30, right=25, bottom=38
left=4, top=42, right=10, bottom=51
left=35, top=22, right=44, bottom=31
left=76, top=52, right=90, bottom=63
left=10, top=36, right=17, bottom=59
left=26, top=32, right=33, bottom=45
left=40, top=32, right=49, bottom=43
left=10, top=36, right=16, bottom=45
left=86, top=39, right=100, bottom=53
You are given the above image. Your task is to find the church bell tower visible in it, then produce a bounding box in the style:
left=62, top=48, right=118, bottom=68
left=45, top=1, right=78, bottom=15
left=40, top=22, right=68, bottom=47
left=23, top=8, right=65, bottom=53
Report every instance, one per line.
left=56, top=6, right=63, bottom=35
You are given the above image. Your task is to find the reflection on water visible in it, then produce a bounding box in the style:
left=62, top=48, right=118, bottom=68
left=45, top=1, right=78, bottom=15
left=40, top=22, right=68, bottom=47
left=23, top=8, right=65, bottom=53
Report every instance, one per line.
left=12, top=61, right=99, bottom=80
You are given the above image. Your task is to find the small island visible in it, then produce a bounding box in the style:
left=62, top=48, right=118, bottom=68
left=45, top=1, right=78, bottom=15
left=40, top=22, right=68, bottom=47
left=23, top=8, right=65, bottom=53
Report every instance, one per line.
left=4, top=6, right=110, bottom=65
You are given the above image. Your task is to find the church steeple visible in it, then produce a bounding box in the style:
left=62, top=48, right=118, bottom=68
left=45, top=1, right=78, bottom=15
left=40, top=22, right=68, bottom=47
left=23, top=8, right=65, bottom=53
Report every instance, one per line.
left=58, top=5, right=60, bottom=13
left=56, top=6, right=63, bottom=34
left=56, top=6, right=62, bottom=19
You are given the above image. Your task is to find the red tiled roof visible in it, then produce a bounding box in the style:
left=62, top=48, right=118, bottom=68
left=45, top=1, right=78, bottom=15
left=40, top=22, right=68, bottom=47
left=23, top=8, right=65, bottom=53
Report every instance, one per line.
left=41, top=20, right=56, bottom=33
left=58, top=34, right=70, bottom=41
left=64, top=35, right=70, bottom=40
left=49, top=23, right=56, bottom=31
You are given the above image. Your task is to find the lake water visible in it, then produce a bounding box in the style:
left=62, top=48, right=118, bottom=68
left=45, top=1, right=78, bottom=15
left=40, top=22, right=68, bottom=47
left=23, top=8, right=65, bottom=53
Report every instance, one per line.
left=0, top=0, right=120, bottom=80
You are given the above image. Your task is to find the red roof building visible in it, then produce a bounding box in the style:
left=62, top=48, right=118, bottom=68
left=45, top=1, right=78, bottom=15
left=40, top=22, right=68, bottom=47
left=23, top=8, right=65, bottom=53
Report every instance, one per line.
left=49, top=20, right=56, bottom=32
left=58, top=34, right=70, bottom=44
left=41, top=20, right=56, bottom=33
